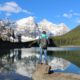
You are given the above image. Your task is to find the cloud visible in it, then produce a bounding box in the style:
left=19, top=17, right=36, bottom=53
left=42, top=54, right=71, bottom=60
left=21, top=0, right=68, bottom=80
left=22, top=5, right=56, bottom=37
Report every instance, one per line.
left=5, top=13, right=12, bottom=16
left=63, top=13, right=73, bottom=18
left=55, top=15, right=60, bottom=18
left=69, top=10, right=73, bottom=13
left=73, top=13, right=80, bottom=16
left=0, top=1, right=31, bottom=14
left=63, top=11, right=80, bottom=19
left=22, top=9, right=31, bottom=14
left=76, top=19, right=80, bottom=23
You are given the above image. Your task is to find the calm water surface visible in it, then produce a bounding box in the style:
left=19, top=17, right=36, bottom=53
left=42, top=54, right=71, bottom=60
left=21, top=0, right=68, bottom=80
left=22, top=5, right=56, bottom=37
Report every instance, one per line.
left=0, top=47, right=80, bottom=75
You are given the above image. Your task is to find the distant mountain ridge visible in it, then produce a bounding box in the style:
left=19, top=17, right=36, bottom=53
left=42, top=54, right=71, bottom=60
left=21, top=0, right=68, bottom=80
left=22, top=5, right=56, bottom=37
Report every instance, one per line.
left=16, top=16, right=69, bottom=36
left=53, top=25, right=80, bottom=46
left=0, top=16, right=69, bottom=42
left=38, top=19, right=69, bottom=36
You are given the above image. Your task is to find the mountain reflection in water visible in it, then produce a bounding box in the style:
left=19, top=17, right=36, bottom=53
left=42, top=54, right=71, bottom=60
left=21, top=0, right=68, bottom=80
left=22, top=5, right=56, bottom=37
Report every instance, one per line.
left=0, top=47, right=80, bottom=79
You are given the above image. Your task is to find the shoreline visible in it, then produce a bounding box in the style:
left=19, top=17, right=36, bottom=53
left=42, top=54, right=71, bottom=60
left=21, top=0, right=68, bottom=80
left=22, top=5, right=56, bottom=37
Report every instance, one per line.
left=60, top=45, right=80, bottom=47
left=32, top=64, right=80, bottom=80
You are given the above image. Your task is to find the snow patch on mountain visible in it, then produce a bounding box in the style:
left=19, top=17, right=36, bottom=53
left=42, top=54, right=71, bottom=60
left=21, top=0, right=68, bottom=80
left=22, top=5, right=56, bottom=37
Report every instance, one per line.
left=16, top=16, right=36, bottom=32
left=15, top=16, right=69, bottom=42
left=38, top=19, right=69, bottom=36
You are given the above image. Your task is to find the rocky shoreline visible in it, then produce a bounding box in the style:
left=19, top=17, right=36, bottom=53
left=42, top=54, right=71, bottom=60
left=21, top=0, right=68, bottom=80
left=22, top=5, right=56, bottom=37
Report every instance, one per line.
left=32, top=64, right=80, bottom=80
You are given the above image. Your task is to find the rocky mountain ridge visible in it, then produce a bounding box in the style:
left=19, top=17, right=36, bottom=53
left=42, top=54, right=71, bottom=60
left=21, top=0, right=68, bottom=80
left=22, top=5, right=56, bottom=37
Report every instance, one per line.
left=16, top=16, right=69, bottom=37
left=0, top=16, right=69, bottom=42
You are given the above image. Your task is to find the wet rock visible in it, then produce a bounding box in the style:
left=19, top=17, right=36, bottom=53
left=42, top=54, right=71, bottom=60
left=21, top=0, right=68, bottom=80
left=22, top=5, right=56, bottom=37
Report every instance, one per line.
left=32, top=64, right=80, bottom=80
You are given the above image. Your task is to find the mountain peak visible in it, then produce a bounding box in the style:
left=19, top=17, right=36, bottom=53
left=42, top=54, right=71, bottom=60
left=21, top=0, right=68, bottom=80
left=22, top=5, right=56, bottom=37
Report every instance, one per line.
left=38, top=19, right=69, bottom=36
left=15, top=16, right=69, bottom=41
left=16, top=16, right=35, bottom=27
left=39, top=19, right=57, bottom=27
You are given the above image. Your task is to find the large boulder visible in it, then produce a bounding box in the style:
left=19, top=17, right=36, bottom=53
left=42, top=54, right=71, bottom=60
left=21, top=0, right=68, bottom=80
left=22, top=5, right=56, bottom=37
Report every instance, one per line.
left=32, top=64, right=80, bottom=80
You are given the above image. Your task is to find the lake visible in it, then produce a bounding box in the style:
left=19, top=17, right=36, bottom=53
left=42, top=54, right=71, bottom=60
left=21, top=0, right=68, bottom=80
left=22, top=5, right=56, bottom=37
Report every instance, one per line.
left=0, top=47, right=80, bottom=79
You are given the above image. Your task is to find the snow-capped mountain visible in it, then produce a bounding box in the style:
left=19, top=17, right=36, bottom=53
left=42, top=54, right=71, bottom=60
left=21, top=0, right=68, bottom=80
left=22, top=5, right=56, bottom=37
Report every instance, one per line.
left=16, top=16, right=37, bottom=34
left=38, top=19, right=69, bottom=36
left=15, top=16, right=69, bottom=42
left=15, top=16, right=38, bottom=42
left=16, top=17, right=69, bottom=36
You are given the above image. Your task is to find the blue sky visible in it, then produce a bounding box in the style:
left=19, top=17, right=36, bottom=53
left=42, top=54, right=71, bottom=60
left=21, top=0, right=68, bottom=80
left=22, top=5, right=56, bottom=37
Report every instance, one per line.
left=0, top=0, right=80, bottom=30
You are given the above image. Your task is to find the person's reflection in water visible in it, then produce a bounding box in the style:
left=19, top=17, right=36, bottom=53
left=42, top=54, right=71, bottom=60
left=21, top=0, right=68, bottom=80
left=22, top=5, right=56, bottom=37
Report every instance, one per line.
left=11, top=49, right=15, bottom=63
left=12, top=54, right=15, bottom=63
left=17, top=48, right=22, bottom=60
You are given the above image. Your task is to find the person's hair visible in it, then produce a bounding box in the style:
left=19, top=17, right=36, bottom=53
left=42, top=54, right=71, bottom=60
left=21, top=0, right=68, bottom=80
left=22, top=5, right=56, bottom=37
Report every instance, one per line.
left=42, top=31, right=46, bottom=34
